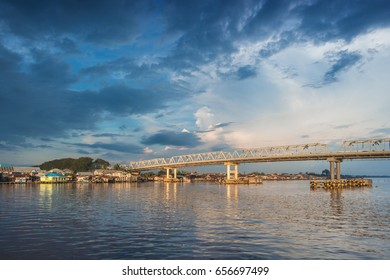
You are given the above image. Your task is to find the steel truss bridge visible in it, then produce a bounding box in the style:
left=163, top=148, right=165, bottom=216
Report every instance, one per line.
left=129, top=138, right=390, bottom=181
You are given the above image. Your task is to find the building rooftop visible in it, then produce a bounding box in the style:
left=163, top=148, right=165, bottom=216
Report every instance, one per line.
left=44, top=172, right=65, bottom=177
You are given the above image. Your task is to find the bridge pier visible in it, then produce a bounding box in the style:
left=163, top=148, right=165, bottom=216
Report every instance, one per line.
left=164, top=167, right=179, bottom=182
left=328, top=158, right=342, bottom=180
left=224, top=162, right=239, bottom=182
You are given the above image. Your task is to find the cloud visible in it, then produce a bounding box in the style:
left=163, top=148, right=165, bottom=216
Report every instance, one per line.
left=141, top=130, right=203, bottom=148
left=371, top=128, right=390, bottom=136
left=259, top=32, right=298, bottom=58
left=334, top=124, right=353, bottom=130
left=323, top=50, right=362, bottom=84
left=0, top=44, right=186, bottom=145
left=303, top=49, right=363, bottom=88
left=80, top=58, right=155, bottom=80
left=217, top=64, right=258, bottom=81
left=91, top=133, right=122, bottom=138
left=1, top=0, right=390, bottom=168
left=29, top=50, right=77, bottom=87
left=236, top=65, right=257, bottom=80
left=194, top=106, right=215, bottom=131
left=71, top=142, right=144, bottom=154
left=0, top=0, right=155, bottom=45
left=40, top=137, right=54, bottom=142
left=298, top=0, right=390, bottom=42
left=159, top=0, right=390, bottom=77
left=55, top=37, right=82, bottom=54
left=214, top=122, right=234, bottom=129
left=88, top=84, right=182, bottom=115
left=76, top=149, right=93, bottom=155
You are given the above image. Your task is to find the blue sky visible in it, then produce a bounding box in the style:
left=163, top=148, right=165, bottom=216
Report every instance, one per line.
left=1, top=0, right=390, bottom=175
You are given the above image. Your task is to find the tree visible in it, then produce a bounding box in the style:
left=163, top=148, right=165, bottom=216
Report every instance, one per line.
left=73, top=157, right=94, bottom=172
left=157, top=169, right=166, bottom=176
left=93, top=158, right=110, bottom=169
left=321, top=169, right=330, bottom=177
left=39, top=157, right=108, bottom=172
left=113, top=164, right=125, bottom=170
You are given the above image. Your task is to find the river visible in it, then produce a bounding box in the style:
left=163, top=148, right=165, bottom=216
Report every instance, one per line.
left=0, top=180, right=389, bottom=259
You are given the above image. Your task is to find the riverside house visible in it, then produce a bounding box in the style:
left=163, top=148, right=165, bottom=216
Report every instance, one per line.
left=40, top=172, right=67, bottom=183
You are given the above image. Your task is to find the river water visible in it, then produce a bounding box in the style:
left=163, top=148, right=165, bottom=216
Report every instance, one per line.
left=0, top=180, right=389, bottom=259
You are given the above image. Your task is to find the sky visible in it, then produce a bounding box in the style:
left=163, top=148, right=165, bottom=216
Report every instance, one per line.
left=1, top=0, right=390, bottom=175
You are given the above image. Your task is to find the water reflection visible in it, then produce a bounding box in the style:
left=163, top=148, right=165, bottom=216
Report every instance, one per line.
left=164, top=182, right=178, bottom=203
left=329, top=189, right=343, bottom=216
left=39, top=184, right=54, bottom=210
left=226, top=184, right=239, bottom=205
left=0, top=180, right=389, bottom=259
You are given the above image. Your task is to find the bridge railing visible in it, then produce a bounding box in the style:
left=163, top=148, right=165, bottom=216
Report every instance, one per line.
left=129, top=143, right=329, bottom=169
left=342, top=138, right=390, bottom=152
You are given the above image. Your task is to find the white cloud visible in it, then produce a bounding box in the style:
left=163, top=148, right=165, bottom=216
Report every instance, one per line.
left=189, top=28, right=390, bottom=150
left=194, top=106, right=215, bottom=131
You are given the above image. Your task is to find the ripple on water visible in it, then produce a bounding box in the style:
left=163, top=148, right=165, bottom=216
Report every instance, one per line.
left=0, top=180, right=390, bottom=259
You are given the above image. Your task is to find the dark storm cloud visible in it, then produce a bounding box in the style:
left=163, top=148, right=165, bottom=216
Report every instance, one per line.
left=142, top=130, right=203, bottom=148
left=92, top=133, right=122, bottom=138
left=70, top=142, right=144, bottom=154
left=1, top=0, right=389, bottom=154
left=1, top=0, right=389, bottom=59
left=0, top=143, right=10, bottom=150
left=0, top=0, right=155, bottom=45
left=158, top=0, right=245, bottom=72
left=55, top=37, right=81, bottom=54
left=0, top=43, right=22, bottom=75
left=160, top=0, right=390, bottom=72
left=29, top=49, right=77, bottom=87
left=0, top=45, right=185, bottom=145
left=76, top=149, right=92, bottom=155
left=40, top=137, right=54, bottom=142
left=81, top=58, right=157, bottom=81
left=298, top=0, right=390, bottom=43
left=0, top=83, right=181, bottom=143
left=86, top=84, right=182, bottom=115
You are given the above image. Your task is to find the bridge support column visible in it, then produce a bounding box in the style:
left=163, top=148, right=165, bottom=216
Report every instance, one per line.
left=330, top=161, right=334, bottom=180
left=328, top=158, right=342, bottom=180
left=224, top=162, right=239, bottom=181
left=165, top=167, right=178, bottom=181
left=336, top=161, right=341, bottom=180
left=166, top=168, right=170, bottom=179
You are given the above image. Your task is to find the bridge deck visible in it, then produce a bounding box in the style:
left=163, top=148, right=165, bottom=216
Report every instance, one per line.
left=129, top=138, right=390, bottom=171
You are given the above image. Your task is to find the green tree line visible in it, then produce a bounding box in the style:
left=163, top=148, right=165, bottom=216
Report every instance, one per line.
left=39, top=157, right=110, bottom=172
